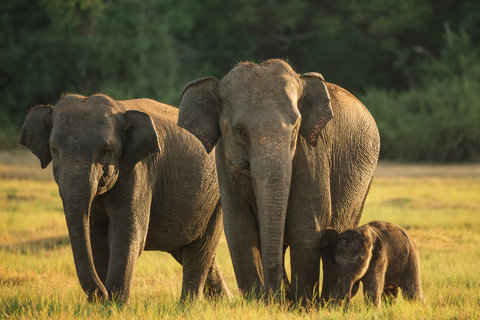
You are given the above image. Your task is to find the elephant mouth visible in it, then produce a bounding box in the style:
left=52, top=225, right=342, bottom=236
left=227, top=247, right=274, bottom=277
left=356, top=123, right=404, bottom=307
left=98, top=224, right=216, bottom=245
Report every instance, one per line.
left=229, top=159, right=251, bottom=177
left=238, top=159, right=250, bottom=171
left=97, top=165, right=118, bottom=195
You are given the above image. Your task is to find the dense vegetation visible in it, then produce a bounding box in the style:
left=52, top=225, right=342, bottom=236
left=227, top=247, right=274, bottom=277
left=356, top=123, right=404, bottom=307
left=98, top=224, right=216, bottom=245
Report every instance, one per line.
left=1, top=0, right=479, bottom=161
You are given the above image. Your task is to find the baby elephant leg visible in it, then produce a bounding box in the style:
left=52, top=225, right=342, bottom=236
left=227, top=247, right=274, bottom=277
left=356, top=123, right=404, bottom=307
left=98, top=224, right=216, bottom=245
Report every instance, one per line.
left=362, top=250, right=389, bottom=307
left=382, top=286, right=399, bottom=304
left=363, top=281, right=383, bottom=307
left=400, top=252, right=424, bottom=302
left=362, top=264, right=386, bottom=307
left=351, top=281, right=360, bottom=297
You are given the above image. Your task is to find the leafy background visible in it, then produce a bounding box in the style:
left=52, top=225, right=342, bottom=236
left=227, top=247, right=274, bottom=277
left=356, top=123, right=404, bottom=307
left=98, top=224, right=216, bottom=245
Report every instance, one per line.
left=1, top=0, right=479, bottom=161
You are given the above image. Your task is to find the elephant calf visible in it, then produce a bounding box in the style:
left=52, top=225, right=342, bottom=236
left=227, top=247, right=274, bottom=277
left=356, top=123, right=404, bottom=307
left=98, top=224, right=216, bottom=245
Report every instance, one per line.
left=320, top=221, right=424, bottom=307
left=20, top=94, right=231, bottom=302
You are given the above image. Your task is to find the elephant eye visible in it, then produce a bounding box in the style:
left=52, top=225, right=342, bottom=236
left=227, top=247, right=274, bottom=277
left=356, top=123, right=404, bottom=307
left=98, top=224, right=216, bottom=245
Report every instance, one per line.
left=97, top=146, right=111, bottom=161
left=355, top=257, right=363, bottom=267
left=232, top=125, right=248, bottom=144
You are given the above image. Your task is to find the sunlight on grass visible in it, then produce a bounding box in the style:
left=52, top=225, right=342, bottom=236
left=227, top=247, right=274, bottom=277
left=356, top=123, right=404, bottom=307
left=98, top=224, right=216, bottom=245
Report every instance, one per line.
left=1, top=151, right=479, bottom=319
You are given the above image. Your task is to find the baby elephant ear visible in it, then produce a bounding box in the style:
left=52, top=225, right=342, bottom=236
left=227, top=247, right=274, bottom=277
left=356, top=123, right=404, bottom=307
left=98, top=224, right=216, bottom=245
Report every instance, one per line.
left=368, top=227, right=384, bottom=261
left=19, top=105, right=53, bottom=169
left=372, top=238, right=384, bottom=261
left=320, top=228, right=339, bottom=264
left=299, top=72, right=333, bottom=146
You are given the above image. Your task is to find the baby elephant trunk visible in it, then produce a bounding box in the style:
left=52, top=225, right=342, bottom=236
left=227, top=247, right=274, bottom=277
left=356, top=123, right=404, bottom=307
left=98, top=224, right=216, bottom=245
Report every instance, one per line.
left=335, top=280, right=355, bottom=307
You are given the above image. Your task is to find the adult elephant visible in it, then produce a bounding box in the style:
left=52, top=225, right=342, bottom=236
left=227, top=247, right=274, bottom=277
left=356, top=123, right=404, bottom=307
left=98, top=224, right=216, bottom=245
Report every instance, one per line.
left=20, top=94, right=231, bottom=303
left=178, top=59, right=380, bottom=303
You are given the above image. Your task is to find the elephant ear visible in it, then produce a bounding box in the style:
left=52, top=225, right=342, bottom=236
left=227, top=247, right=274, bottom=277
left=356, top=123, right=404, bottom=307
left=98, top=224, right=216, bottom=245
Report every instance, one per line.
left=299, top=72, right=333, bottom=146
left=19, top=105, right=53, bottom=169
left=122, top=110, right=160, bottom=167
left=372, top=237, right=384, bottom=261
left=177, top=77, right=220, bottom=154
left=367, top=227, right=384, bottom=261
left=320, top=228, right=339, bottom=264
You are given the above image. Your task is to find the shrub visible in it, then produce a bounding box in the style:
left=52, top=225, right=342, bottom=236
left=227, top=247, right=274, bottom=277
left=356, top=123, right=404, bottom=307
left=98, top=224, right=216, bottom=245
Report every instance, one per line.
left=362, top=29, right=480, bottom=162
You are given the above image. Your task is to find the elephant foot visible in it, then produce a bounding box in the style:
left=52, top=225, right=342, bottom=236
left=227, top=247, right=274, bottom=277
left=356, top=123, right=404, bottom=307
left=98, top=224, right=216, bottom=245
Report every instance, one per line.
left=86, top=287, right=109, bottom=303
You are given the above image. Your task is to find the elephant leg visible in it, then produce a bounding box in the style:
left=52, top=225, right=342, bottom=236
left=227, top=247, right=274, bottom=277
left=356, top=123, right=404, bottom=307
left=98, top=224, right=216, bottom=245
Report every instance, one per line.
left=179, top=241, right=214, bottom=300
left=105, top=216, right=147, bottom=302
left=287, top=148, right=333, bottom=305
left=103, top=192, right=150, bottom=303
left=288, top=189, right=330, bottom=304
left=363, top=280, right=383, bottom=307
left=330, top=166, right=376, bottom=229
left=382, top=286, right=399, bottom=304
left=89, top=201, right=110, bottom=284
left=179, top=201, right=224, bottom=300
left=399, top=253, right=424, bottom=302
left=223, top=203, right=264, bottom=297
left=171, top=249, right=232, bottom=299
left=204, top=259, right=233, bottom=300
left=362, top=259, right=387, bottom=307
left=320, top=256, right=339, bottom=305
left=290, top=243, right=321, bottom=304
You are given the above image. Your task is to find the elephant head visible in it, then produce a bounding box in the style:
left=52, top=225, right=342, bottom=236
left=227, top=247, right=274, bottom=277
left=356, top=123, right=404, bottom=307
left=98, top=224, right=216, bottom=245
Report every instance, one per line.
left=178, top=59, right=333, bottom=294
left=19, top=94, right=159, bottom=300
left=320, top=227, right=383, bottom=305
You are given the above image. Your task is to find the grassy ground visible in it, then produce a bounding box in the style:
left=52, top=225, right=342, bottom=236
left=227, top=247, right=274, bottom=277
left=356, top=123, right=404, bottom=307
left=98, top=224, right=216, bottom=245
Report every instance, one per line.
left=1, top=149, right=479, bottom=319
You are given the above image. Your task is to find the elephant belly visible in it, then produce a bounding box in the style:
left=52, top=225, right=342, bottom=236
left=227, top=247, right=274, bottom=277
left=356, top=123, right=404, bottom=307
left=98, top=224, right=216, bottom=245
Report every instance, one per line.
left=142, top=208, right=209, bottom=252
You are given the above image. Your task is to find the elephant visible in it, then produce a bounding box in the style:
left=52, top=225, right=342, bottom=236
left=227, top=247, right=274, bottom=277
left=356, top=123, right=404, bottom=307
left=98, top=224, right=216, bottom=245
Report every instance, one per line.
left=19, top=94, right=231, bottom=303
left=177, top=59, right=380, bottom=303
left=320, top=221, right=424, bottom=307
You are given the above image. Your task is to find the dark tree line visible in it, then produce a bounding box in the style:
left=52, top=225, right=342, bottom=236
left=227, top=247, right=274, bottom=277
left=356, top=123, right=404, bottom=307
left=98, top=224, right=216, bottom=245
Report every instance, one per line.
left=1, top=0, right=479, bottom=161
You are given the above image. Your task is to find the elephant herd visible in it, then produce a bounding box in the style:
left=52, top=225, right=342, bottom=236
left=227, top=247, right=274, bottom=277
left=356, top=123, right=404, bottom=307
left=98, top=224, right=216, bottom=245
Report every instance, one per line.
left=20, top=59, right=380, bottom=305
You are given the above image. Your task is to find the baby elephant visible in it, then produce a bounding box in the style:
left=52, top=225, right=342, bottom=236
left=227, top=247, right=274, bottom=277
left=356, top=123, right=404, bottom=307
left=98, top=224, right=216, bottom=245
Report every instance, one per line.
left=320, top=221, right=424, bottom=307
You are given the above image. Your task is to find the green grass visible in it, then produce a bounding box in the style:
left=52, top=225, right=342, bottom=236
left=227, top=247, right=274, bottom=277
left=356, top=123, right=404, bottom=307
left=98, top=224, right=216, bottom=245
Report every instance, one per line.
left=1, top=150, right=479, bottom=319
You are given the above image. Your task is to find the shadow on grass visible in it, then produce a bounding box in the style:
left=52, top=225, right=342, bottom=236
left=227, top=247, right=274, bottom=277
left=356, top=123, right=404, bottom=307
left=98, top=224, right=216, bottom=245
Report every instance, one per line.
left=0, top=235, right=70, bottom=254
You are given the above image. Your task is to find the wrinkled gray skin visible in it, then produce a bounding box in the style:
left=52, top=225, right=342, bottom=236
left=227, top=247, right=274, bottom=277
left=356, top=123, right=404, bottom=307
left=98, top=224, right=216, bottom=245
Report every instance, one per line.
left=320, top=221, right=424, bottom=307
left=177, top=59, right=380, bottom=303
left=19, top=94, right=231, bottom=303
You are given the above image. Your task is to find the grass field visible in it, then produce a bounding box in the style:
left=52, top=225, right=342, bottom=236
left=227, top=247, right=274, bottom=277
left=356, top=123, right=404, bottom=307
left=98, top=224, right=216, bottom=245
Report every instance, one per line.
left=1, top=149, right=479, bottom=319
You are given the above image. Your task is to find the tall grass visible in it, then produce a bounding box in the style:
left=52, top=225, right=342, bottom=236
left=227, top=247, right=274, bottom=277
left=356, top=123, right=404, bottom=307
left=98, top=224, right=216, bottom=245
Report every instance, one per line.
left=1, top=150, right=479, bottom=319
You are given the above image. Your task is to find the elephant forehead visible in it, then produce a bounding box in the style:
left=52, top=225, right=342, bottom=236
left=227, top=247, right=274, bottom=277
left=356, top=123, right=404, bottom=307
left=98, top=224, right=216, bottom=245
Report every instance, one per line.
left=218, top=85, right=301, bottom=128
left=336, top=234, right=368, bottom=253
left=53, top=108, right=114, bottom=131
left=53, top=97, right=122, bottom=129
left=220, top=62, right=301, bottom=99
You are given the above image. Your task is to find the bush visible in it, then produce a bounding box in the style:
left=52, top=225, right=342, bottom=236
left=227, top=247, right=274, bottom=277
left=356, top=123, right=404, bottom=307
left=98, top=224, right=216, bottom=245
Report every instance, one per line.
left=362, top=29, right=480, bottom=162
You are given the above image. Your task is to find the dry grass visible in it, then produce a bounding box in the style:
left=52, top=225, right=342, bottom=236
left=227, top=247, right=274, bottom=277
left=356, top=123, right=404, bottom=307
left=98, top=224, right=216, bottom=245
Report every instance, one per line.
left=1, top=149, right=479, bottom=319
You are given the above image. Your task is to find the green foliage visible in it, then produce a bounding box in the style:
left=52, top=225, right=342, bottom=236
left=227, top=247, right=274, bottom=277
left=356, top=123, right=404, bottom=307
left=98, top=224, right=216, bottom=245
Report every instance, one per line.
left=1, top=0, right=480, bottom=161
left=362, top=29, right=480, bottom=162
left=1, top=0, right=180, bottom=118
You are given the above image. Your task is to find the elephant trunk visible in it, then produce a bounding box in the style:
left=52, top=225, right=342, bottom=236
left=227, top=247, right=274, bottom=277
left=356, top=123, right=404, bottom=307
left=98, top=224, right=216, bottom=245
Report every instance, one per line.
left=336, top=279, right=354, bottom=307
left=250, top=148, right=292, bottom=297
left=58, top=163, right=108, bottom=301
